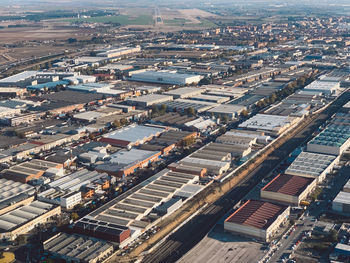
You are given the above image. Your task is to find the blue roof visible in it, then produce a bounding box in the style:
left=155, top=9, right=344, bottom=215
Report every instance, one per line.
left=27, top=80, right=69, bottom=90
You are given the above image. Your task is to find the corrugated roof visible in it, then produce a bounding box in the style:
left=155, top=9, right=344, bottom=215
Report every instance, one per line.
left=262, top=173, right=314, bottom=196
left=225, top=200, right=288, bottom=230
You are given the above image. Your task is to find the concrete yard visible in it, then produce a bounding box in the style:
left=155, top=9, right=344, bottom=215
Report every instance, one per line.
left=177, top=224, right=264, bottom=263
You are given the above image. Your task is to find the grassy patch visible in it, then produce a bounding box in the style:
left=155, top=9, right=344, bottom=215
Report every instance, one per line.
left=68, top=15, right=154, bottom=25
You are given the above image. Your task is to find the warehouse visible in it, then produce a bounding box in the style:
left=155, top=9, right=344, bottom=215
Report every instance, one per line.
left=0, top=106, right=21, bottom=119
left=96, top=46, right=141, bottom=58
left=155, top=130, right=198, bottom=146
left=216, top=134, right=256, bottom=147
left=203, top=142, right=252, bottom=158
left=96, top=149, right=161, bottom=177
left=239, top=114, right=299, bottom=136
left=303, top=79, right=340, bottom=95
left=189, top=94, right=230, bottom=104
left=163, top=99, right=217, bottom=113
left=261, top=174, right=317, bottom=206
left=285, top=151, right=337, bottom=183
left=129, top=70, right=202, bottom=85
left=100, top=124, right=165, bottom=148
left=47, top=169, right=112, bottom=193
left=0, top=201, right=61, bottom=241
left=44, top=232, right=114, bottom=262
left=224, top=200, right=290, bottom=242
left=77, top=169, right=201, bottom=236
left=332, top=191, right=350, bottom=214
left=307, top=124, right=350, bottom=156
left=206, top=104, right=246, bottom=120
left=126, top=94, right=173, bottom=107
left=1, top=159, right=63, bottom=183
left=0, top=178, right=35, bottom=216
left=225, top=129, right=271, bottom=144
left=164, top=87, right=205, bottom=99
left=179, top=156, right=230, bottom=176
left=38, top=190, right=82, bottom=210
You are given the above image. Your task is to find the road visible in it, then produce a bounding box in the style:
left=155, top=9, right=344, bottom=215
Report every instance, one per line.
left=140, top=91, right=350, bottom=263
left=269, top=165, right=350, bottom=262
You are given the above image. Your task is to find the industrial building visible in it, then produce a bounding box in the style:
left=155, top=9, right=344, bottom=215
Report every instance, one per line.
left=100, top=124, right=165, bottom=148
left=285, top=151, right=337, bottom=183
left=225, top=129, right=271, bottom=144
left=0, top=201, right=61, bottom=241
left=189, top=94, right=230, bottom=104
left=307, top=124, right=350, bottom=155
left=224, top=200, right=290, bottom=242
left=126, top=94, right=173, bottom=107
left=261, top=174, right=317, bottom=206
left=44, top=232, right=114, bottom=263
left=239, top=114, right=300, bottom=136
left=333, top=191, right=350, bottom=214
left=206, top=104, right=246, bottom=120
left=96, top=149, right=161, bottom=177
left=1, top=159, right=63, bottom=183
left=128, top=70, right=202, bottom=85
left=164, top=87, right=205, bottom=99
left=162, top=99, right=217, bottom=113
left=179, top=156, right=230, bottom=176
left=38, top=190, right=82, bottom=210
left=96, top=46, right=141, bottom=58
left=0, top=178, right=35, bottom=216
left=303, top=79, right=340, bottom=95
left=75, top=169, right=202, bottom=240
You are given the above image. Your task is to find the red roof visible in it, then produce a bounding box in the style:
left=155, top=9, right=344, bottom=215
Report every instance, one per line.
left=225, top=200, right=288, bottom=230
left=262, top=173, right=314, bottom=196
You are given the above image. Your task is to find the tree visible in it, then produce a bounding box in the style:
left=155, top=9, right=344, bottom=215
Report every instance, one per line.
left=183, top=136, right=196, bottom=147
left=328, top=229, right=338, bottom=242
left=112, top=119, right=121, bottom=128
left=222, top=115, right=229, bottom=124
left=120, top=118, right=128, bottom=126
left=240, top=109, right=249, bottom=118
left=198, top=77, right=211, bottom=86
left=186, top=107, right=195, bottom=116
left=71, top=212, right=79, bottom=221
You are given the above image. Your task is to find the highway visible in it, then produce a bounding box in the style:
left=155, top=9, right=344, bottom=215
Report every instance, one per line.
left=141, top=90, right=350, bottom=263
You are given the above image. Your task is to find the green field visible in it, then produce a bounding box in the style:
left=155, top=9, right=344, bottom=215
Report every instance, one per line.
left=164, top=18, right=190, bottom=25
left=68, top=14, right=154, bottom=25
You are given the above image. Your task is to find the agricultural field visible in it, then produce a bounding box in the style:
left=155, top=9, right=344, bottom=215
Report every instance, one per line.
left=68, top=14, right=154, bottom=25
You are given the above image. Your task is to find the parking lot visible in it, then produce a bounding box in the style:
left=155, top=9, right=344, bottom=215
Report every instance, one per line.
left=177, top=224, right=265, bottom=263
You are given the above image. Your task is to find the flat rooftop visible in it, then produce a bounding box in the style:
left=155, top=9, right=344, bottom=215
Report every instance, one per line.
left=225, top=200, right=288, bottom=230
left=262, top=173, right=314, bottom=196
left=285, top=151, right=336, bottom=178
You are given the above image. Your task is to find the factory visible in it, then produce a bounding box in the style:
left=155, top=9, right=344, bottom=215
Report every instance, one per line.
left=332, top=191, right=350, bottom=214
left=126, top=94, right=173, bottom=107
left=189, top=94, right=230, bottom=104
left=74, top=168, right=202, bottom=242
left=238, top=114, right=300, bottom=136
left=96, top=149, right=162, bottom=177
left=44, top=169, right=113, bottom=199
left=128, top=70, right=202, bottom=85
left=0, top=178, right=35, bottom=216
left=44, top=232, right=114, bottom=262
left=307, top=124, right=350, bottom=156
left=0, top=106, right=21, bottom=119
left=261, top=173, right=317, bottom=206
left=206, top=104, right=246, bottom=120
left=1, top=159, right=63, bottom=183
left=164, top=87, right=205, bottom=99
left=100, top=124, right=165, bottom=148
left=162, top=99, right=217, bottom=113
left=38, top=190, right=82, bottom=210
left=0, top=200, right=61, bottom=241
left=303, top=79, right=340, bottom=95
left=96, top=46, right=141, bottom=58
left=224, top=200, right=290, bottom=242
left=285, top=151, right=338, bottom=183
left=224, top=129, right=271, bottom=144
